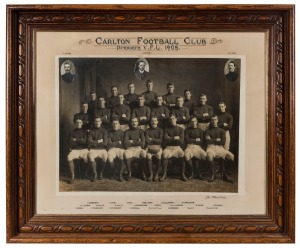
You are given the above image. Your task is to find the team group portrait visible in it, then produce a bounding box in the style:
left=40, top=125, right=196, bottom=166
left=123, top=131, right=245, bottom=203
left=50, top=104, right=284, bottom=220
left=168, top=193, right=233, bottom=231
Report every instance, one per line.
left=59, top=57, right=241, bottom=192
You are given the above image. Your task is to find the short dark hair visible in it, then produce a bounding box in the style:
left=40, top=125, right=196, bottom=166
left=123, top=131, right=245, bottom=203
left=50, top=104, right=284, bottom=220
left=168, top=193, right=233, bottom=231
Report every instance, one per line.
left=199, top=94, right=207, bottom=98
left=90, top=90, right=96, bottom=95
left=111, top=118, right=120, bottom=123
left=184, top=89, right=191, bottom=94
left=167, top=82, right=174, bottom=87
left=111, top=85, right=118, bottom=90
left=218, top=101, right=226, bottom=106
left=127, top=82, right=135, bottom=87
left=228, top=60, right=236, bottom=66
left=146, top=79, right=153, bottom=85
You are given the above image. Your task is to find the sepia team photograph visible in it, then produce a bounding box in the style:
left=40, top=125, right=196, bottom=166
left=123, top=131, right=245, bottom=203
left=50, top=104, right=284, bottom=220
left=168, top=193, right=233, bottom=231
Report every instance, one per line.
left=58, top=57, right=241, bottom=193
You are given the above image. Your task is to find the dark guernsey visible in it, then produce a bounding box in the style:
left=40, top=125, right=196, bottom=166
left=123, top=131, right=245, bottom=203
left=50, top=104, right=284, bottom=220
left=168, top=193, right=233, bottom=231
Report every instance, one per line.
left=145, top=127, right=163, bottom=146
left=142, top=91, right=158, bottom=107
left=163, top=125, right=184, bottom=147
left=124, top=93, right=139, bottom=109
left=163, top=93, right=177, bottom=108
left=171, top=106, right=190, bottom=124
left=107, top=129, right=124, bottom=149
left=217, top=112, right=233, bottom=130
left=204, top=127, right=226, bottom=146
left=107, top=96, right=119, bottom=109
left=94, top=107, right=111, bottom=127
left=183, top=99, right=196, bottom=115
left=193, top=105, right=214, bottom=123
left=132, top=106, right=151, bottom=125
left=185, top=127, right=204, bottom=146
left=124, top=128, right=145, bottom=148
left=88, top=127, right=108, bottom=150
left=68, top=129, right=88, bottom=150
left=111, top=104, right=131, bottom=125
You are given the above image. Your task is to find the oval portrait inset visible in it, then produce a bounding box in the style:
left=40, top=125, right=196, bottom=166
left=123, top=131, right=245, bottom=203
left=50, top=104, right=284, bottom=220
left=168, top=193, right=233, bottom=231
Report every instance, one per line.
left=224, top=59, right=239, bottom=82
left=61, top=60, right=76, bottom=83
left=134, top=58, right=149, bottom=81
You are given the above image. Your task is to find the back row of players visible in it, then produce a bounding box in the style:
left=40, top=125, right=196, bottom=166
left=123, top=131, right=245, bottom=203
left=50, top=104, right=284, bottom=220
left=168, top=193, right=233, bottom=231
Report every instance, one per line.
left=67, top=80, right=234, bottom=184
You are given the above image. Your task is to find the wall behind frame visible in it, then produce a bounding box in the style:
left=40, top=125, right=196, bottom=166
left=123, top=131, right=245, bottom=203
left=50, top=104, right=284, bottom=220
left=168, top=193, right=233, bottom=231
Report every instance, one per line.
left=59, top=57, right=241, bottom=174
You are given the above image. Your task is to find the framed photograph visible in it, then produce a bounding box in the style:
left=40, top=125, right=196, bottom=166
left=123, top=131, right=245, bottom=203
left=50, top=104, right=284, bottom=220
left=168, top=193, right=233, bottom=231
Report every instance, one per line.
left=6, top=5, right=295, bottom=243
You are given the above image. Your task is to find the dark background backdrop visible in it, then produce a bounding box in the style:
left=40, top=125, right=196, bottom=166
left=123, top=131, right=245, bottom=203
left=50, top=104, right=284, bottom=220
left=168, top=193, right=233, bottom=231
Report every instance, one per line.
left=59, top=57, right=240, bottom=175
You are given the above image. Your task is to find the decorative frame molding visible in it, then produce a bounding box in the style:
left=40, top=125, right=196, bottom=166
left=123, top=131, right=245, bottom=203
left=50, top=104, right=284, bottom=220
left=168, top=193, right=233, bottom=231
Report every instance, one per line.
left=6, top=5, right=295, bottom=243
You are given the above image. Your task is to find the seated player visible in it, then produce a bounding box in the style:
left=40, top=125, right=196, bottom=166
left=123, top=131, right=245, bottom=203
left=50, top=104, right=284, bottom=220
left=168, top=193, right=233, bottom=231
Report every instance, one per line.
left=161, top=114, right=186, bottom=181
left=123, top=118, right=146, bottom=181
left=67, top=117, right=89, bottom=184
left=142, top=79, right=158, bottom=107
left=171, top=96, right=190, bottom=130
left=204, top=115, right=234, bottom=183
left=111, top=94, right=131, bottom=131
left=131, top=95, right=151, bottom=131
left=184, top=117, right=207, bottom=179
left=193, top=94, right=214, bottom=131
left=106, top=85, right=119, bottom=109
left=88, top=116, right=108, bottom=182
left=73, top=102, right=90, bottom=130
left=163, top=82, right=177, bottom=110
left=107, top=119, right=125, bottom=182
left=145, top=116, right=163, bottom=181
left=124, top=82, right=139, bottom=109
left=151, top=95, right=170, bottom=129
left=94, top=96, right=111, bottom=130
left=217, top=102, right=233, bottom=150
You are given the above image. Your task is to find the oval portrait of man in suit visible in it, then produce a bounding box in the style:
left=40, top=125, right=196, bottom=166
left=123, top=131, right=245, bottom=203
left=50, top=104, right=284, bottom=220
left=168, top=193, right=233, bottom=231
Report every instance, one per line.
left=224, top=59, right=239, bottom=82
left=61, top=60, right=76, bottom=83
left=134, top=58, right=149, bottom=81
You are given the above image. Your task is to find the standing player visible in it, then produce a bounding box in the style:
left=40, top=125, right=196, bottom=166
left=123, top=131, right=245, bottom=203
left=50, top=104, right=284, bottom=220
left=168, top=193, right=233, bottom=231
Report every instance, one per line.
left=184, top=117, right=207, bottom=179
left=172, top=96, right=190, bottom=130
left=142, top=79, right=158, bottom=107
left=111, top=94, right=131, bottom=131
left=163, top=82, right=177, bottom=110
left=123, top=118, right=146, bottom=181
left=131, top=95, right=151, bottom=131
left=204, top=115, right=234, bottom=183
left=145, top=116, right=163, bottom=181
left=106, top=86, right=119, bottom=109
left=217, top=102, right=233, bottom=150
left=193, top=94, right=214, bottom=131
left=107, top=119, right=125, bottom=182
left=88, top=117, right=108, bottom=182
left=183, top=89, right=195, bottom=116
left=161, top=114, right=186, bottom=181
left=151, top=95, right=170, bottom=129
left=94, top=96, right=111, bottom=130
left=124, top=82, right=139, bottom=109
left=67, top=117, right=89, bottom=184
left=88, top=90, right=97, bottom=122
left=73, top=102, right=90, bottom=130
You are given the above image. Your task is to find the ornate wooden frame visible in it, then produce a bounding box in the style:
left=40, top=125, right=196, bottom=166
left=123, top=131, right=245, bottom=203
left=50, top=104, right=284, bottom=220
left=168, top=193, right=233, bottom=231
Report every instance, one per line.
left=6, top=5, right=295, bottom=243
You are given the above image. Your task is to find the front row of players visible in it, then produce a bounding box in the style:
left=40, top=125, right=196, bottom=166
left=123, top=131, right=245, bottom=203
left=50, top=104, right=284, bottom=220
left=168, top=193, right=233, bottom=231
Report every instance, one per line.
left=67, top=114, right=234, bottom=184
